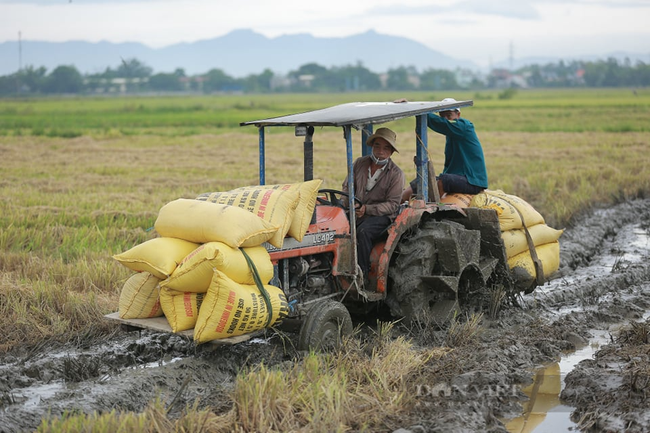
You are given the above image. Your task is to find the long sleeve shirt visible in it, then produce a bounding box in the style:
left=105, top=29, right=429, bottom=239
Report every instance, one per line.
left=342, top=155, right=405, bottom=220
left=427, top=113, right=488, bottom=189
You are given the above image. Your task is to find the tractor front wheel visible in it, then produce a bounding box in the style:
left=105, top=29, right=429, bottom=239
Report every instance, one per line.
left=298, top=300, right=353, bottom=351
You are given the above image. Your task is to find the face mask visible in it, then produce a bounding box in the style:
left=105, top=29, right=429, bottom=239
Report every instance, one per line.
left=371, top=152, right=389, bottom=166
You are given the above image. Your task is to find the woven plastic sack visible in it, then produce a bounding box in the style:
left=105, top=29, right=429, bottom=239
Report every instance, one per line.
left=193, top=270, right=289, bottom=343
left=196, top=185, right=300, bottom=248
left=161, top=242, right=273, bottom=293
left=287, top=179, right=322, bottom=240
left=508, top=241, right=561, bottom=291
left=154, top=199, right=279, bottom=248
left=119, top=272, right=163, bottom=319
left=440, top=193, right=473, bottom=208
left=470, top=190, right=544, bottom=231
left=159, top=287, right=206, bottom=333
left=501, top=224, right=564, bottom=258
left=113, top=237, right=199, bottom=279
left=225, top=179, right=323, bottom=241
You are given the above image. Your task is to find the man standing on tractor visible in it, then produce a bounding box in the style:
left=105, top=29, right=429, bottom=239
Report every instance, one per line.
left=342, top=127, right=405, bottom=283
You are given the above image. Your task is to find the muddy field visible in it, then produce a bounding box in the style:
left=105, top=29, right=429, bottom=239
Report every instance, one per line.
left=1, top=199, right=649, bottom=433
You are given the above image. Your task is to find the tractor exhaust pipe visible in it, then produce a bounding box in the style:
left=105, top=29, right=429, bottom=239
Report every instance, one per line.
left=303, top=126, right=315, bottom=182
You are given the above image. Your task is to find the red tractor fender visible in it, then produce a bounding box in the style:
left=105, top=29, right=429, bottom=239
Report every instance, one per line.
left=373, top=200, right=467, bottom=294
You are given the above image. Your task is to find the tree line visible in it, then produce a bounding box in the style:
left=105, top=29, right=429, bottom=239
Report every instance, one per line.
left=1, top=57, right=649, bottom=96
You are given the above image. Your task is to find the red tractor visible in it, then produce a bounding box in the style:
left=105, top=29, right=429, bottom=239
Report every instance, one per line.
left=240, top=100, right=517, bottom=350
left=108, top=100, right=529, bottom=350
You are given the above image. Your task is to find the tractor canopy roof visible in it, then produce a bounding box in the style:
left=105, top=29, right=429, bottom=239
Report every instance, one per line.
left=240, top=100, right=473, bottom=128
left=239, top=99, right=473, bottom=204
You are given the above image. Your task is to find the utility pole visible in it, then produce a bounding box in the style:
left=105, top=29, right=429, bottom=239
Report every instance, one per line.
left=509, top=40, right=514, bottom=72
left=17, top=31, right=22, bottom=95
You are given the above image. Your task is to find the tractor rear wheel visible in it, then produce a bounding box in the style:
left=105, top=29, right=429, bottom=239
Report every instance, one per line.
left=298, top=300, right=353, bottom=351
left=388, top=219, right=485, bottom=326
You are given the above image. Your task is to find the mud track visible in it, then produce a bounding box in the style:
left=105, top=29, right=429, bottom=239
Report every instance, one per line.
left=1, top=199, right=649, bottom=433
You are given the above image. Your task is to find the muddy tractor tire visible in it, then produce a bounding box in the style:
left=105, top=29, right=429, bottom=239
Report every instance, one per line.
left=388, top=219, right=495, bottom=326
left=298, top=300, right=353, bottom=351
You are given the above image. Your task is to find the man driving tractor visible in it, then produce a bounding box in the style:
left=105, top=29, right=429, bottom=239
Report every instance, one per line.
left=342, top=127, right=405, bottom=285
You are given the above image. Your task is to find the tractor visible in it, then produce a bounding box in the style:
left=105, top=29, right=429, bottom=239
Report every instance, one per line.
left=107, top=100, right=527, bottom=350
left=239, top=100, right=517, bottom=350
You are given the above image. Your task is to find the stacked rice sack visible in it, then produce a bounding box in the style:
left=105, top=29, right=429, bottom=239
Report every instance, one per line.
left=195, top=179, right=323, bottom=244
left=439, top=193, right=474, bottom=207
left=469, top=190, right=563, bottom=292
left=112, top=179, right=322, bottom=344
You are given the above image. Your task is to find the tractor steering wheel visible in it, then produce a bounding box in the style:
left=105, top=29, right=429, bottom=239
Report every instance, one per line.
left=317, top=189, right=363, bottom=209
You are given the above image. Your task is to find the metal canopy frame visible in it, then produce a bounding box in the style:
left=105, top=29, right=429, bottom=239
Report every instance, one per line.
left=240, top=99, right=473, bottom=280
left=240, top=100, right=473, bottom=128
left=240, top=100, right=473, bottom=200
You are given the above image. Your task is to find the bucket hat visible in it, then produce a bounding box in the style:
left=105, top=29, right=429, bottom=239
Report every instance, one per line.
left=366, top=127, right=398, bottom=153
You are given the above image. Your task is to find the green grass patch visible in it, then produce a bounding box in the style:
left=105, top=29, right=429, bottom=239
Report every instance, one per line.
left=1, top=89, right=649, bottom=136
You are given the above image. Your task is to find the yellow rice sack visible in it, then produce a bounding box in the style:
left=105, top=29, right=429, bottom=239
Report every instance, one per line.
left=154, top=199, right=279, bottom=248
left=502, top=224, right=564, bottom=258
left=440, top=193, right=473, bottom=208
left=159, top=287, right=206, bottom=333
left=508, top=241, right=561, bottom=290
left=228, top=179, right=323, bottom=241
left=286, top=179, right=322, bottom=240
left=161, top=242, right=273, bottom=293
left=196, top=185, right=300, bottom=248
left=470, top=190, right=544, bottom=231
left=119, top=272, right=164, bottom=319
left=113, top=237, right=199, bottom=279
left=193, top=271, right=289, bottom=344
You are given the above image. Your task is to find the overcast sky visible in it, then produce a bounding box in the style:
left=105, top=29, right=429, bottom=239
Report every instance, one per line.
left=1, top=0, right=649, bottom=67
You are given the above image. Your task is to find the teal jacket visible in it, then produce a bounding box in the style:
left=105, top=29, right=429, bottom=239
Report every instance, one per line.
left=427, top=114, right=488, bottom=189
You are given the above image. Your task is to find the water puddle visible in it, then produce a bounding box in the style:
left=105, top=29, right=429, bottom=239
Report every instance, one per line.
left=536, top=223, right=649, bottom=300
left=503, top=362, right=573, bottom=432
left=504, top=314, right=650, bottom=433
left=139, top=357, right=183, bottom=369
left=503, top=330, right=609, bottom=432
left=506, top=220, right=650, bottom=432
left=9, top=382, right=66, bottom=408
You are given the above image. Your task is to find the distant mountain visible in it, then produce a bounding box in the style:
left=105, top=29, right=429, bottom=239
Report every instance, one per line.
left=1, top=30, right=647, bottom=77
left=1, top=40, right=153, bottom=76
left=0, top=29, right=479, bottom=77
